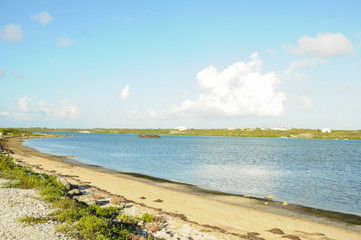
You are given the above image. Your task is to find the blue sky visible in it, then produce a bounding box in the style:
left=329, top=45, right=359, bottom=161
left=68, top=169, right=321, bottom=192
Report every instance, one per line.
left=1, top=1, right=361, bottom=129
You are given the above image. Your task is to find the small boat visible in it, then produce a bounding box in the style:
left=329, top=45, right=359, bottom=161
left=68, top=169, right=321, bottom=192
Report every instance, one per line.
left=138, top=134, right=161, bottom=138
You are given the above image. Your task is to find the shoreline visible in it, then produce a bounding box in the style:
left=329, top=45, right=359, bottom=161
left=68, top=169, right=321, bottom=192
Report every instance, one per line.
left=19, top=134, right=361, bottom=220
left=1, top=135, right=361, bottom=240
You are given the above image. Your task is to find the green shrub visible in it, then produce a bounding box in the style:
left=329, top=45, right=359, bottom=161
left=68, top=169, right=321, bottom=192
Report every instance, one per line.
left=0, top=153, right=132, bottom=240
left=141, top=213, right=154, bottom=223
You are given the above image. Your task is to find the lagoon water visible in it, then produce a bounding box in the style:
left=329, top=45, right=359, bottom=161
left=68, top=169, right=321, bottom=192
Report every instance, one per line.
left=24, top=133, right=361, bottom=215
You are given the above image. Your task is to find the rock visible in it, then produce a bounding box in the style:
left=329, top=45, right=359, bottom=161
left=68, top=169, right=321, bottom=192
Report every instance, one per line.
left=58, top=178, right=71, bottom=191
left=129, top=233, right=140, bottom=240
left=264, top=195, right=274, bottom=200
left=268, top=228, right=285, bottom=235
left=67, top=189, right=81, bottom=196
left=74, top=195, right=96, bottom=206
left=282, top=235, right=301, bottom=240
left=110, top=195, right=126, bottom=205
left=153, top=198, right=163, bottom=202
left=145, top=222, right=162, bottom=232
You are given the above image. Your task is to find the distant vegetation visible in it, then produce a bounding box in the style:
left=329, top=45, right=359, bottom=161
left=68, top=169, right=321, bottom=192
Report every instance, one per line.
left=0, top=128, right=35, bottom=137
left=21, top=127, right=361, bottom=140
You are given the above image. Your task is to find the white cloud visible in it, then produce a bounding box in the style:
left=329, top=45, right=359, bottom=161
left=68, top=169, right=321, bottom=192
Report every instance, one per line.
left=56, top=37, right=75, bottom=46
left=0, top=67, right=4, bottom=78
left=167, top=53, right=286, bottom=118
left=1, top=24, right=25, bottom=42
left=0, top=111, right=10, bottom=116
left=121, top=84, right=131, bottom=100
left=292, top=95, right=313, bottom=113
left=286, top=33, right=353, bottom=57
left=11, top=72, right=24, bottom=79
left=17, top=96, right=31, bottom=112
left=6, top=96, right=79, bottom=121
left=38, top=99, right=79, bottom=120
left=284, top=58, right=325, bottom=80
left=30, top=11, right=54, bottom=25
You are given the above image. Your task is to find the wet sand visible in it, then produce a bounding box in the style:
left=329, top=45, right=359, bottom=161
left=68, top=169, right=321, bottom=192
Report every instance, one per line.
left=2, top=136, right=361, bottom=240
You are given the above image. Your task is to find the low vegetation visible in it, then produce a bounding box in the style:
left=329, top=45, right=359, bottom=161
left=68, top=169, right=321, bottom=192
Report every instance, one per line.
left=0, top=153, right=156, bottom=239
left=25, top=127, right=361, bottom=140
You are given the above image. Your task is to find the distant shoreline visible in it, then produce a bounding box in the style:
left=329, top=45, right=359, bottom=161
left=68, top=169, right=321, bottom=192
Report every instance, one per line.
left=24, top=127, right=361, bottom=140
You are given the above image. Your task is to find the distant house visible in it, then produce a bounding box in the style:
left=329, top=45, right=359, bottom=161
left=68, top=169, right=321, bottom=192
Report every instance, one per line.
left=228, top=127, right=236, bottom=130
left=176, top=126, right=187, bottom=131
left=321, top=128, right=331, bottom=133
left=260, top=126, right=268, bottom=130
left=271, top=127, right=289, bottom=131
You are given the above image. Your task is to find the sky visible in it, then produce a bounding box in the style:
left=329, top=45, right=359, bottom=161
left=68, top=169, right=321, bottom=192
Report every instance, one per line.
left=1, top=1, right=361, bottom=130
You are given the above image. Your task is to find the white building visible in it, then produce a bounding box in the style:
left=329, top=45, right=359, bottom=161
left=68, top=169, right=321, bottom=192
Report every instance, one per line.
left=321, top=128, right=331, bottom=133
left=176, top=126, right=187, bottom=131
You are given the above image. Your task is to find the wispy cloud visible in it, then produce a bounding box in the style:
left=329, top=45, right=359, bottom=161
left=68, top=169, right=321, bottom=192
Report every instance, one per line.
left=292, top=95, right=313, bottom=113
left=352, top=61, right=361, bottom=67
left=285, top=33, right=353, bottom=57
left=17, top=96, right=31, bottom=112
left=4, top=96, right=80, bottom=121
left=284, top=58, right=325, bottom=80
left=1, top=24, right=25, bottom=42
left=338, top=83, right=361, bottom=97
left=11, top=72, right=24, bottom=79
left=38, top=99, right=79, bottom=120
left=56, top=37, right=75, bottom=47
left=30, top=11, right=54, bottom=25
left=121, top=84, right=131, bottom=100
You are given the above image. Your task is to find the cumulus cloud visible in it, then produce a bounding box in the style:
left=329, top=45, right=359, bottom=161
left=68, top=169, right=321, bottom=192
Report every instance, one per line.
left=292, top=95, right=313, bottom=113
left=1, top=24, right=25, bottom=42
left=121, top=84, right=131, bottom=100
left=30, top=11, right=54, bottom=25
left=284, top=58, right=325, bottom=80
left=56, top=37, right=75, bottom=46
left=17, top=96, right=31, bottom=112
left=0, top=67, right=4, bottom=78
left=286, top=33, right=353, bottom=57
left=167, top=53, right=286, bottom=118
left=11, top=72, right=24, bottom=79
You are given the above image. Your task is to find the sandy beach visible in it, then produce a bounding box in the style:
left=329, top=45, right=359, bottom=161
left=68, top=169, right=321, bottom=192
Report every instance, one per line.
left=2, top=136, right=361, bottom=240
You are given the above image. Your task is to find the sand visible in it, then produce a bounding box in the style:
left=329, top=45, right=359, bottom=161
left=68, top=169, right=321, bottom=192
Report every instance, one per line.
left=2, top=136, right=361, bottom=240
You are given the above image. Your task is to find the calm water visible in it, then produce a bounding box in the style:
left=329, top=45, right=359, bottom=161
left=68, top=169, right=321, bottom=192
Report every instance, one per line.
left=24, top=133, right=361, bottom=215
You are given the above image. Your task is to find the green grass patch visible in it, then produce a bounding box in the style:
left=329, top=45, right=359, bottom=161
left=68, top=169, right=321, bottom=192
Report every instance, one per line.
left=18, top=216, right=49, bottom=225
